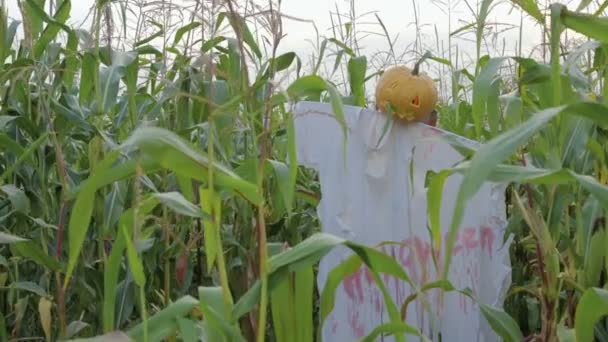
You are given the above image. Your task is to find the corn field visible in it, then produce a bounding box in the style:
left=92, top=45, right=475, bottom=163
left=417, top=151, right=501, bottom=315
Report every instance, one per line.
left=1, top=0, right=608, bottom=341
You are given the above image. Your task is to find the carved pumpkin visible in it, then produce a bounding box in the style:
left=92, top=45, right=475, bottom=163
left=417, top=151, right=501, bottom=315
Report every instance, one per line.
left=375, top=56, right=438, bottom=124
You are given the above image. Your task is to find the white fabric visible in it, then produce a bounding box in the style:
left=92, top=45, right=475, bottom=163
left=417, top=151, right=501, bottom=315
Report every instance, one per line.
left=293, top=101, right=513, bottom=342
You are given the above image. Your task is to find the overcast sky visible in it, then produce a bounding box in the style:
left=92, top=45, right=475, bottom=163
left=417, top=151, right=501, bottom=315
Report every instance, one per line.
left=5, top=0, right=559, bottom=57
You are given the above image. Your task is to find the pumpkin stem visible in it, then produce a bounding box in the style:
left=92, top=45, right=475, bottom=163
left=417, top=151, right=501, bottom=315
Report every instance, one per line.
left=412, top=50, right=433, bottom=76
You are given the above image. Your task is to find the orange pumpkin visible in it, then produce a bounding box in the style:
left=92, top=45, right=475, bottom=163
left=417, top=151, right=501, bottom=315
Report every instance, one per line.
left=375, top=56, right=438, bottom=124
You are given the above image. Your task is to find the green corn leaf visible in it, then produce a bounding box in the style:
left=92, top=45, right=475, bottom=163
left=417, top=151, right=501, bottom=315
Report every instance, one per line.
left=272, top=51, right=296, bottom=73
left=270, top=269, right=295, bottom=342
left=29, top=0, right=72, bottom=58
left=11, top=240, right=62, bottom=272
left=232, top=232, right=413, bottom=336
left=1, top=184, right=30, bottom=214
left=121, top=127, right=261, bottom=204
left=199, top=187, right=221, bottom=270
left=66, top=331, right=132, bottom=342
left=65, top=158, right=162, bottom=202
left=510, top=0, right=545, bottom=25
left=176, top=317, right=198, bottom=342
left=0, top=134, right=26, bottom=158
left=558, top=325, right=577, bottom=342
left=0, top=232, right=27, bottom=244
left=65, top=150, right=122, bottom=287
left=313, top=39, right=328, bottom=75
left=558, top=4, right=608, bottom=44
left=225, top=12, right=262, bottom=59
left=287, top=74, right=327, bottom=100
left=317, top=247, right=408, bottom=341
left=327, top=38, right=355, bottom=57
left=444, top=105, right=564, bottom=278
left=198, top=287, right=244, bottom=342
left=348, top=56, right=367, bottom=107
left=120, top=221, right=145, bottom=287
left=102, top=225, right=127, bottom=333
left=453, top=162, right=608, bottom=208
left=127, top=296, right=199, bottom=341
left=475, top=0, right=496, bottom=75
left=450, top=22, right=476, bottom=37
left=285, top=110, right=298, bottom=215
left=102, top=182, right=127, bottom=233
left=0, top=9, right=15, bottom=63
left=583, top=230, right=605, bottom=287
left=11, top=281, right=47, bottom=297
left=19, top=0, right=46, bottom=39
left=172, top=22, right=201, bottom=48
left=154, top=192, right=207, bottom=219
left=62, top=30, right=79, bottom=89
left=289, top=75, right=350, bottom=162
left=201, top=36, right=226, bottom=53
left=79, top=52, right=96, bottom=105
left=259, top=51, right=296, bottom=81
left=99, top=64, right=125, bottom=114
left=361, top=322, right=427, bottom=342
left=443, top=101, right=608, bottom=279
left=134, top=27, right=163, bottom=47
left=576, top=0, right=593, bottom=11
left=472, top=57, right=508, bottom=138
left=267, top=160, right=293, bottom=216
left=294, top=267, right=314, bottom=342
left=103, top=196, right=159, bottom=332
left=575, top=288, right=608, bottom=342
left=0, top=132, right=48, bottom=181
left=175, top=175, right=195, bottom=203
left=480, top=304, right=524, bottom=342
left=427, top=170, right=451, bottom=252
left=550, top=4, right=563, bottom=107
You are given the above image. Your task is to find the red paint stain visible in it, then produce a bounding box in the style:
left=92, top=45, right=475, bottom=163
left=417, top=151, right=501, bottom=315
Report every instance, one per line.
left=337, top=224, right=501, bottom=334
left=348, top=305, right=365, bottom=337
left=480, top=225, right=496, bottom=258
left=462, top=227, right=480, bottom=250
left=344, top=269, right=364, bottom=303
left=374, top=290, right=383, bottom=313
left=363, top=266, right=374, bottom=285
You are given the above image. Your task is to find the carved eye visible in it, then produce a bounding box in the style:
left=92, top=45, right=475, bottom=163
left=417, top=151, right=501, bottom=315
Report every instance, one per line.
left=411, top=95, right=420, bottom=107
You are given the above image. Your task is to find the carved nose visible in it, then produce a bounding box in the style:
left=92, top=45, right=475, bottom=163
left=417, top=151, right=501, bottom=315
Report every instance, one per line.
left=411, top=95, right=420, bottom=107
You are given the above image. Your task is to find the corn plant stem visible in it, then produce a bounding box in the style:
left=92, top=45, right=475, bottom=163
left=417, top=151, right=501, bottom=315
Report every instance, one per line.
left=133, top=164, right=149, bottom=341
left=94, top=4, right=102, bottom=115
left=199, top=0, right=232, bottom=310
left=139, top=287, right=148, bottom=342
left=162, top=184, right=171, bottom=305
left=550, top=4, right=562, bottom=108
left=515, top=190, right=557, bottom=341
left=255, top=168, right=269, bottom=342
left=253, top=125, right=271, bottom=342
left=208, top=98, right=234, bottom=311
left=254, top=101, right=274, bottom=337
left=221, top=1, right=268, bottom=339
left=116, top=269, right=132, bottom=328
left=42, top=84, right=69, bottom=338
left=215, top=213, right=234, bottom=306
left=202, top=0, right=232, bottom=311
left=55, top=201, right=68, bottom=335
left=255, top=2, right=285, bottom=339
left=195, top=213, right=204, bottom=285
left=603, top=68, right=608, bottom=106
left=594, top=1, right=608, bottom=16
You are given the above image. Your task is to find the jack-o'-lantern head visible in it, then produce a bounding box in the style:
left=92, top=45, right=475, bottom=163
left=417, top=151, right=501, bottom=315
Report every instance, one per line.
left=375, top=55, right=438, bottom=123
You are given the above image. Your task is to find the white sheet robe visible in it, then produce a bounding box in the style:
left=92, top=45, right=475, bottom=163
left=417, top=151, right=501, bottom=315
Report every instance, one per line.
left=292, top=101, right=513, bottom=342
